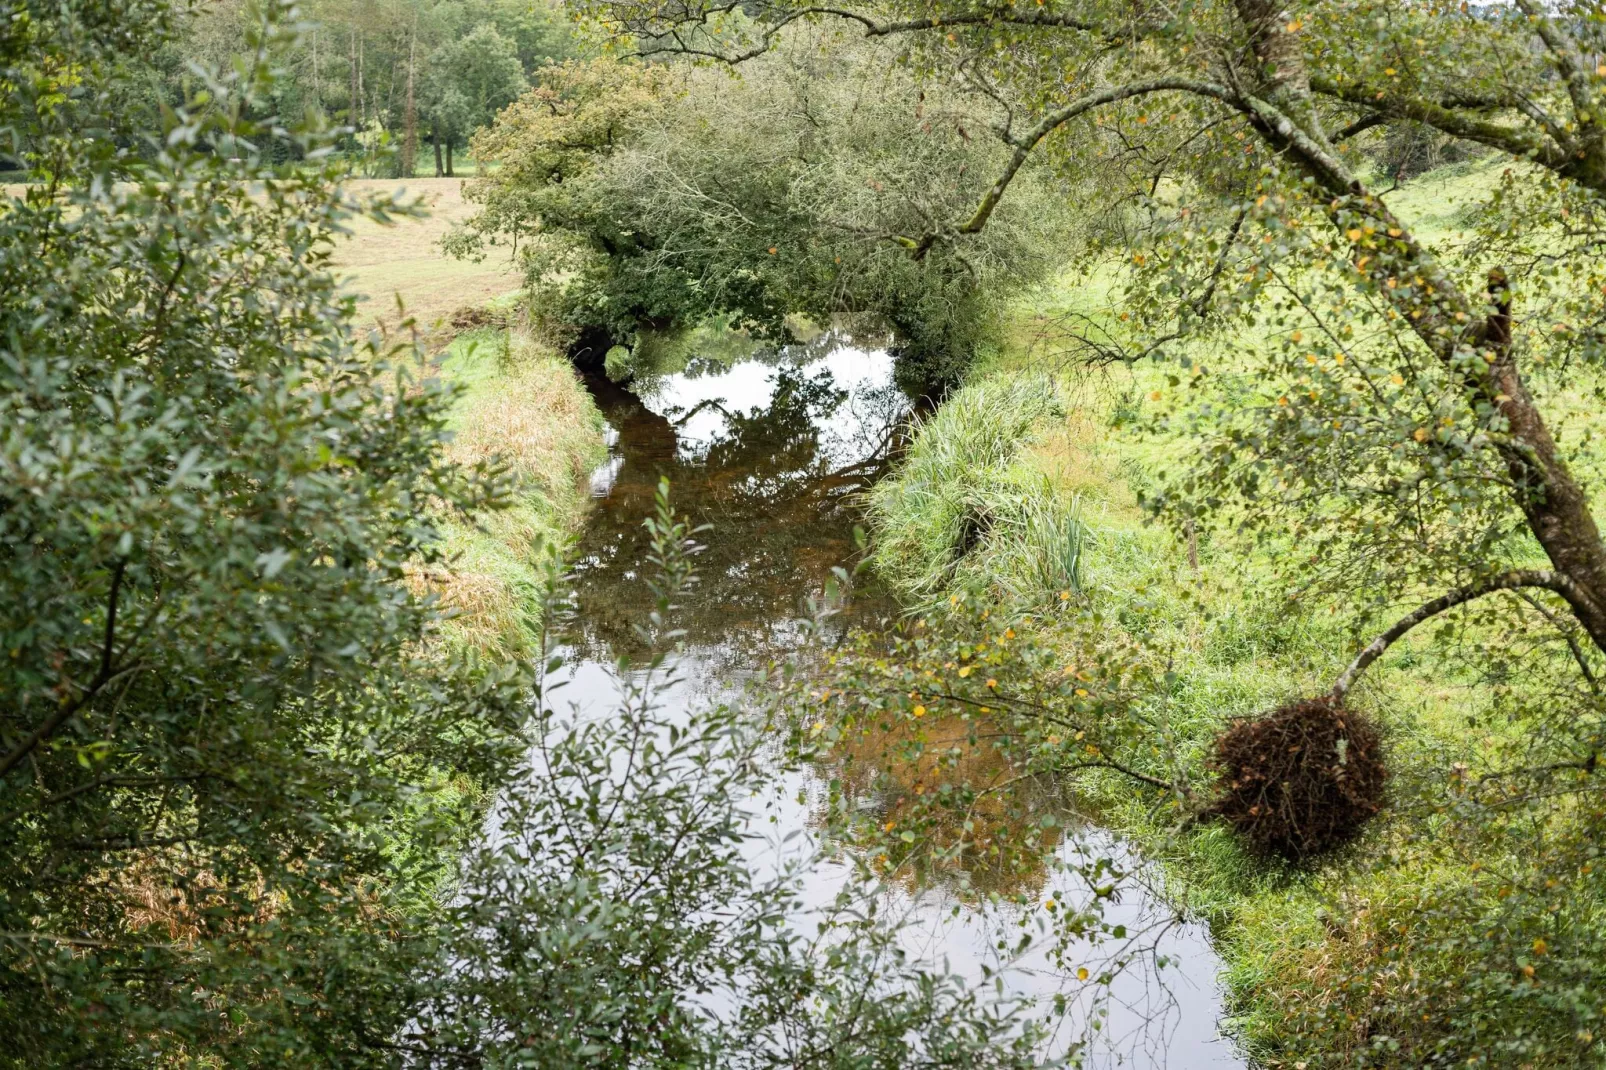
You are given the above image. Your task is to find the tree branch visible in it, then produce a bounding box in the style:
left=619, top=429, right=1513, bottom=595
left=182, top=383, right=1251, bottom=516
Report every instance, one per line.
left=0, top=560, right=131, bottom=780
left=1331, top=570, right=1598, bottom=701
left=1307, top=73, right=1577, bottom=180
left=1331, top=113, right=1385, bottom=143
left=897, top=77, right=1242, bottom=258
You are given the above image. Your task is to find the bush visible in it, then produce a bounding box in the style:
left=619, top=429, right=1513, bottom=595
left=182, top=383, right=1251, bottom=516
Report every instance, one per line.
left=453, top=39, right=1074, bottom=388
left=1207, top=698, right=1387, bottom=860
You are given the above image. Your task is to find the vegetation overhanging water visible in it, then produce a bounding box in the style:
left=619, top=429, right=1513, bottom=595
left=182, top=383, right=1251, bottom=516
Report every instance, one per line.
left=554, top=338, right=1244, bottom=1067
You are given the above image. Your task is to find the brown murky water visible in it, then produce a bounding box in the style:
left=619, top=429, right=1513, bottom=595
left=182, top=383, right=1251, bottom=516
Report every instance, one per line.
left=551, top=339, right=1244, bottom=1067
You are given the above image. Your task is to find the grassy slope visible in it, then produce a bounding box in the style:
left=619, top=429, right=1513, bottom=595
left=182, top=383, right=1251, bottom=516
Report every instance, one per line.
left=428, top=327, right=607, bottom=656
left=336, top=184, right=605, bottom=903
left=871, top=157, right=1606, bottom=1066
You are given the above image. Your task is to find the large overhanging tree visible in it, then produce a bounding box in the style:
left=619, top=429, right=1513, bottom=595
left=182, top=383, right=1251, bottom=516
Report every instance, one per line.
left=581, top=0, right=1606, bottom=703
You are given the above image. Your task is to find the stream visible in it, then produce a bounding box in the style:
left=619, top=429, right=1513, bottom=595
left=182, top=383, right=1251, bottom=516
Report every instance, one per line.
left=552, top=338, right=1244, bottom=1067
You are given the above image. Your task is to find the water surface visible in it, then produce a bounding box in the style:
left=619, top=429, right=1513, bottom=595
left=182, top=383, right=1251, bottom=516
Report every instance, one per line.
left=552, top=339, right=1244, bottom=1067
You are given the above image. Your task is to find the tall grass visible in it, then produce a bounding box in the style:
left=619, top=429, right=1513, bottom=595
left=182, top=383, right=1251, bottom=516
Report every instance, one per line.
left=867, top=375, right=1090, bottom=612
left=422, top=329, right=607, bottom=656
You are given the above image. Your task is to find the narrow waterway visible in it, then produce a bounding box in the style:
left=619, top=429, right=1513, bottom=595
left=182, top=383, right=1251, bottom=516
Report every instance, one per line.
left=552, top=338, right=1244, bottom=1067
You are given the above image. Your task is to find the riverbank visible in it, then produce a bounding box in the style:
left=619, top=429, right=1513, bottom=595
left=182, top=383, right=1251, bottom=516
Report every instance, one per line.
left=426, top=327, right=607, bottom=656
left=860, top=156, right=1606, bottom=1065
left=327, top=180, right=607, bottom=653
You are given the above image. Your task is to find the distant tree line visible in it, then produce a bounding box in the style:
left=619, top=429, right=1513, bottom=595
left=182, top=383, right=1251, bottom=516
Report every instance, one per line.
left=1, top=0, right=563, bottom=177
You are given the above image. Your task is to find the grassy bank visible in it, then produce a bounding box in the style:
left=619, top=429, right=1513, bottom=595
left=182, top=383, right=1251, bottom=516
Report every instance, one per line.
left=427, top=327, right=607, bottom=656
left=329, top=179, right=607, bottom=653
left=863, top=158, right=1606, bottom=1066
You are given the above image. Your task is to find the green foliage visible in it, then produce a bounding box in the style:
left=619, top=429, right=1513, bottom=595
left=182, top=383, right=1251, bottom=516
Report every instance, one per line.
left=866, top=376, right=1083, bottom=611
left=0, top=15, right=1105, bottom=1066
left=421, top=21, right=527, bottom=160
left=65, top=0, right=572, bottom=175
left=407, top=483, right=1051, bottom=1067
left=0, top=1, right=536, bottom=1061
left=451, top=38, right=1073, bottom=388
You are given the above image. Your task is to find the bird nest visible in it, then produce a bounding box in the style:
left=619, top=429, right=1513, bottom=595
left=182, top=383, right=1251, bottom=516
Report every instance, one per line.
left=1207, top=697, right=1387, bottom=860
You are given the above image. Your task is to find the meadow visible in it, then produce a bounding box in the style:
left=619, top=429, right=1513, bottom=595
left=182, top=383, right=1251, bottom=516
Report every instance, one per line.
left=333, top=176, right=521, bottom=336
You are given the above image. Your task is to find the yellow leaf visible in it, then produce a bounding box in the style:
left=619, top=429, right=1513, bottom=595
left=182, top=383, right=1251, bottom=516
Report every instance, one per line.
left=1346, top=228, right=1363, bottom=241
left=912, top=704, right=927, bottom=717
left=1076, top=967, right=1090, bottom=981
left=958, top=666, right=972, bottom=677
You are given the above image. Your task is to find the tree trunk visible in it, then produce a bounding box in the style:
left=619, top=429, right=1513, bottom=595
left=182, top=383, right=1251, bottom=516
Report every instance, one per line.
left=1228, top=0, right=1606, bottom=652
left=445, top=141, right=453, bottom=177
left=401, top=19, right=417, bottom=177
left=433, top=118, right=442, bottom=177
left=348, top=29, right=358, bottom=150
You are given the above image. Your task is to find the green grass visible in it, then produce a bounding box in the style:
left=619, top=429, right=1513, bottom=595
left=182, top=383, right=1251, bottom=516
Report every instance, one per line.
left=865, top=374, right=1091, bottom=612
left=866, top=156, right=1606, bottom=1066
left=425, top=327, right=607, bottom=657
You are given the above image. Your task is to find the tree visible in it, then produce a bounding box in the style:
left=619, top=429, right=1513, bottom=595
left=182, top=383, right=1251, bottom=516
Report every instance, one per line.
left=422, top=20, right=526, bottom=174
left=449, top=42, right=1073, bottom=390
left=0, top=1, right=532, bottom=1059
left=583, top=0, right=1606, bottom=716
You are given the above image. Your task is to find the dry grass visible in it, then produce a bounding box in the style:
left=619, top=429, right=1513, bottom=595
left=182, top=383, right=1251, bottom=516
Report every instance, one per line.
left=333, top=178, right=522, bottom=337
left=445, top=338, right=602, bottom=498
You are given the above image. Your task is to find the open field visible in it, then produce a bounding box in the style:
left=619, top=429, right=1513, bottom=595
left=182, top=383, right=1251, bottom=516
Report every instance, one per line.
left=334, top=177, right=522, bottom=337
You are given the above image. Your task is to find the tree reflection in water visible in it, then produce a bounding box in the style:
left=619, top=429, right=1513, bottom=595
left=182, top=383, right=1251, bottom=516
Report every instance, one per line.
left=566, top=340, right=910, bottom=669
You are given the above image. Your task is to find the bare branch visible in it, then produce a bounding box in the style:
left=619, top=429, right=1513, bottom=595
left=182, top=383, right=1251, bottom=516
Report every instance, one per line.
left=1332, top=570, right=1600, bottom=702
